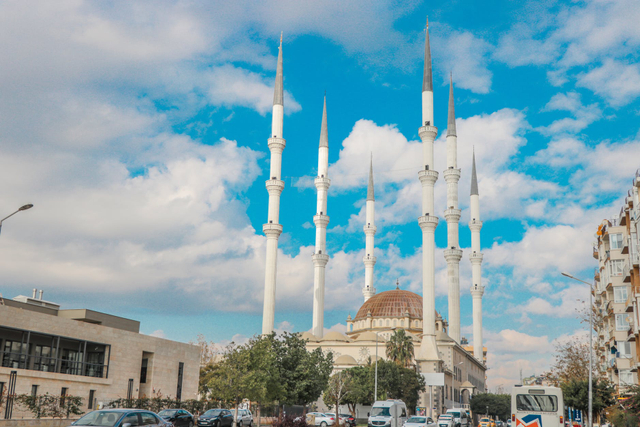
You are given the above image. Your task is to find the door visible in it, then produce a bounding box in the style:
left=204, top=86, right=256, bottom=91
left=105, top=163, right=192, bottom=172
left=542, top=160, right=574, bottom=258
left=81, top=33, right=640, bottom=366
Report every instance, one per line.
left=141, top=412, right=161, bottom=427
left=121, top=413, right=141, bottom=427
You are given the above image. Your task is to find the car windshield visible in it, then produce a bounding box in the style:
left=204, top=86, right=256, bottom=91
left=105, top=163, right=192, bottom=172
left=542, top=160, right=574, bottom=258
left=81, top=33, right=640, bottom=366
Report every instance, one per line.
left=480, top=419, right=490, bottom=422
left=371, top=408, right=391, bottom=417
left=205, top=410, right=223, bottom=417
left=159, top=410, right=178, bottom=416
left=407, top=417, right=426, bottom=423
left=439, top=415, right=452, bottom=419
left=74, top=411, right=123, bottom=427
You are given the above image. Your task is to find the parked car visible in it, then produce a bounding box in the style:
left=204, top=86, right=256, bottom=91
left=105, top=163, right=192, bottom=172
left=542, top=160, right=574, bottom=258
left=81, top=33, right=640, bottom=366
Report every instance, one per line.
left=72, top=409, right=170, bottom=427
left=235, top=409, right=253, bottom=427
left=198, top=409, right=235, bottom=427
left=478, top=418, right=493, bottom=427
left=368, top=400, right=408, bottom=427
left=404, top=415, right=436, bottom=427
left=326, top=413, right=352, bottom=426
left=339, top=414, right=356, bottom=427
left=437, top=414, right=455, bottom=427
left=306, top=412, right=336, bottom=427
left=445, top=410, right=470, bottom=427
left=159, top=409, right=195, bottom=427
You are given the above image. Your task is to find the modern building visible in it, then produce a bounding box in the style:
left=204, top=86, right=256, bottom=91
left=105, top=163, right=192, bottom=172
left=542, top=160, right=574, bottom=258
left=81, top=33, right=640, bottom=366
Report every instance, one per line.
left=0, top=290, right=200, bottom=418
left=593, top=169, right=640, bottom=394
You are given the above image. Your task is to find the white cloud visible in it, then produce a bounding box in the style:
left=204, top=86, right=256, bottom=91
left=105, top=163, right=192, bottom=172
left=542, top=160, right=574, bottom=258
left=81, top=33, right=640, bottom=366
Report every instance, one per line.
left=149, top=329, right=167, bottom=338
left=577, top=59, right=640, bottom=107
left=538, top=92, right=601, bottom=134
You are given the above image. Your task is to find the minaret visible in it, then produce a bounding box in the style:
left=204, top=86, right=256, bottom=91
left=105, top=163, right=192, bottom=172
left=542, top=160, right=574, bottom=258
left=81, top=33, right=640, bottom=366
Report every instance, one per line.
left=469, top=150, right=485, bottom=362
left=262, top=34, right=286, bottom=335
left=312, top=95, right=331, bottom=338
left=363, top=156, right=377, bottom=302
left=416, top=18, right=441, bottom=366
left=443, top=74, right=463, bottom=343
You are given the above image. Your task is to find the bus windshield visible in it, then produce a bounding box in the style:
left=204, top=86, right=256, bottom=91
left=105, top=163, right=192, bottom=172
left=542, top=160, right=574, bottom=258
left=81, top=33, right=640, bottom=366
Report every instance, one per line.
left=516, top=394, right=558, bottom=412
left=371, top=407, right=391, bottom=417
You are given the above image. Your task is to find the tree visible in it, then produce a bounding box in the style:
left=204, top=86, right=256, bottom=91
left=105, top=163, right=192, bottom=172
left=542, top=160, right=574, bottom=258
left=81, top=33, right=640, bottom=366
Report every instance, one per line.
left=343, top=365, right=374, bottom=414
left=386, top=329, right=415, bottom=368
left=469, top=393, right=510, bottom=420
left=547, top=336, right=596, bottom=386
left=323, top=371, right=352, bottom=424
left=561, top=379, right=615, bottom=423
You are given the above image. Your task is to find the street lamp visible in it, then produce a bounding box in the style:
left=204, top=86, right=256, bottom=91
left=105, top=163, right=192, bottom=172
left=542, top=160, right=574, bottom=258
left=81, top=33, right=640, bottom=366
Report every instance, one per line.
left=375, top=327, right=396, bottom=402
left=561, top=271, right=593, bottom=427
left=0, top=204, right=34, bottom=234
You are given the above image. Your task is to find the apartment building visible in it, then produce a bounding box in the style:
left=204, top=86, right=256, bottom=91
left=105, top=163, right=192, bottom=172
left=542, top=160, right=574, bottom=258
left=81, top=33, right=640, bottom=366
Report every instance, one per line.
left=0, top=291, right=200, bottom=418
left=593, top=169, right=640, bottom=395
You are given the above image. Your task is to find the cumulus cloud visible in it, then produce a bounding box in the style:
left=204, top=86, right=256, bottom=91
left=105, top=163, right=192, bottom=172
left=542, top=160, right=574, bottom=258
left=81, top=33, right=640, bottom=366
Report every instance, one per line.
left=577, top=59, right=640, bottom=107
left=538, top=92, right=601, bottom=134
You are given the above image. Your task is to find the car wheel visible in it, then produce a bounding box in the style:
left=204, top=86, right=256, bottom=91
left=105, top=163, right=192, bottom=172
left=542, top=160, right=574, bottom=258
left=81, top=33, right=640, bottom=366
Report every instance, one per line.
left=321, top=423, right=328, bottom=427
left=189, top=422, right=194, bottom=427
left=239, top=423, right=243, bottom=427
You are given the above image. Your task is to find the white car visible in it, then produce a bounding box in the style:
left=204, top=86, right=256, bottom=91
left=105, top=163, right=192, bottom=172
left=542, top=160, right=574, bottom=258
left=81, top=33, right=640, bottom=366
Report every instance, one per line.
left=306, top=413, right=336, bottom=427
left=436, top=414, right=455, bottom=427
left=404, top=416, right=436, bottom=427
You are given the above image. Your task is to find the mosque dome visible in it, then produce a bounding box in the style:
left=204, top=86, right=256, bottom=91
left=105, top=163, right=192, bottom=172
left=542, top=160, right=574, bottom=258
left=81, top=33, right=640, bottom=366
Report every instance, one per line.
left=321, top=331, right=351, bottom=342
left=354, top=289, right=422, bottom=320
left=335, top=354, right=358, bottom=366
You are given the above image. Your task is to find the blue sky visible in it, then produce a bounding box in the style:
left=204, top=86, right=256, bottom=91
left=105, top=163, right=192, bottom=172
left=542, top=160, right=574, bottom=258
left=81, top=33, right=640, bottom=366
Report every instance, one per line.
left=1, top=0, right=640, bottom=389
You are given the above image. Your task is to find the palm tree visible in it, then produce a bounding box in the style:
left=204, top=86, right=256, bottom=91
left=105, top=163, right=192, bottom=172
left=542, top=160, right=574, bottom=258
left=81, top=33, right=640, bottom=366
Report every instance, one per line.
left=385, top=329, right=414, bottom=368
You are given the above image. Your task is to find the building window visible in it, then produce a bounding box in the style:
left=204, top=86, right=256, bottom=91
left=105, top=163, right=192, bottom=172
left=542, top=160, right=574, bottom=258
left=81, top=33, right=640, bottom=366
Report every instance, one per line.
left=609, top=259, right=624, bottom=276
left=617, top=341, right=632, bottom=358
left=610, top=233, right=623, bottom=249
left=620, top=370, right=635, bottom=386
left=2, top=341, right=24, bottom=369
left=31, top=385, right=38, bottom=397
left=176, top=362, right=184, bottom=400
left=615, top=314, right=630, bottom=331
left=614, top=286, right=629, bottom=303
left=88, top=390, right=95, bottom=410
left=60, top=387, right=68, bottom=406
left=140, top=358, right=148, bottom=384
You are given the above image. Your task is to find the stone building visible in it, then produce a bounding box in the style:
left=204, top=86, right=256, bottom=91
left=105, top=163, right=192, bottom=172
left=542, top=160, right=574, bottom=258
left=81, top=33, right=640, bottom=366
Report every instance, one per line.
left=0, top=291, right=200, bottom=418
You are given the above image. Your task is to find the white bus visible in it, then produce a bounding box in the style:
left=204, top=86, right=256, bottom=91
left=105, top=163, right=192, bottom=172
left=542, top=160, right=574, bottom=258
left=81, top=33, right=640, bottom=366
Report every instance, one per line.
left=511, top=385, right=564, bottom=427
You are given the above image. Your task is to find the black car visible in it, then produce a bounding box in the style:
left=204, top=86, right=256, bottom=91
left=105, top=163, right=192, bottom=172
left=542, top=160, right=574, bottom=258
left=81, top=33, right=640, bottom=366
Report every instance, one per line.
left=159, top=409, right=195, bottom=427
left=198, top=409, right=234, bottom=427
left=340, top=414, right=356, bottom=427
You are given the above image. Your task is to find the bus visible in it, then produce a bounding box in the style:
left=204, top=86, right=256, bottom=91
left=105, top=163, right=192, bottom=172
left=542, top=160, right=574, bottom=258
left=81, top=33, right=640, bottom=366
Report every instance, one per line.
left=511, top=385, right=564, bottom=427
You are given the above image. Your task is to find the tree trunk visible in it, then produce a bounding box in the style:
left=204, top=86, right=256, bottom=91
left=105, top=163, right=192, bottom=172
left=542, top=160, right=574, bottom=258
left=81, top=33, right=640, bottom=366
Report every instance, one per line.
left=257, top=404, right=261, bottom=427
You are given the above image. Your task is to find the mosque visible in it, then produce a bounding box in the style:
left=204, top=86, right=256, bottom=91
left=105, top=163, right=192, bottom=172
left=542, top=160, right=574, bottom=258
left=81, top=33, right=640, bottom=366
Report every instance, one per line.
left=259, top=23, right=487, bottom=414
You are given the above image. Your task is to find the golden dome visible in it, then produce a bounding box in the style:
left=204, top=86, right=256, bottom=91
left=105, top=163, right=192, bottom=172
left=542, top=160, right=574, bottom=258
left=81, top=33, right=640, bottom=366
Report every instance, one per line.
left=354, top=289, right=422, bottom=320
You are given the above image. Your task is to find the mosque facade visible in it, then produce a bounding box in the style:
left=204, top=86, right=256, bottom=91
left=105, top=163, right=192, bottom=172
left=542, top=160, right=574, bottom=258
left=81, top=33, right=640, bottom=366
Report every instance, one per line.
left=260, top=22, right=487, bottom=415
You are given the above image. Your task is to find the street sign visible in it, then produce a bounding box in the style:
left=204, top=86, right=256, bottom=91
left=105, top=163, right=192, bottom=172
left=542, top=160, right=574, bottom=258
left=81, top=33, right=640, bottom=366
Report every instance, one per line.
left=422, top=373, right=445, bottom=386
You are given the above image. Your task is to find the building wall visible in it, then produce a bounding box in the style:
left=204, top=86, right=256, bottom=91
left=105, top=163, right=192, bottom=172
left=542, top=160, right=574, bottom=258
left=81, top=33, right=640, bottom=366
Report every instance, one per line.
left=0, top=304, right=200, bottom=417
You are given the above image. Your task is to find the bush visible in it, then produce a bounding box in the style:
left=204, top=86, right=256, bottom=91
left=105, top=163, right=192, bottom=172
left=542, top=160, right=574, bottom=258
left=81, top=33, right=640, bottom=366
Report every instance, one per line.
left=16, top=393, right=84, bottom=419
left=271, top=415, right=309, bottom=427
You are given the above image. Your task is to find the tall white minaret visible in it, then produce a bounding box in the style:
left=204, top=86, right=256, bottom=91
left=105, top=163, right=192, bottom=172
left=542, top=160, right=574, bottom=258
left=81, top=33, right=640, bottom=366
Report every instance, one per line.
left=262, top=34, right=286, bottom=335
left=363, top=156, right=377, bottom=302
left=443, top=74, right=463, bottom=343
left=416, top=18, right=441, bottom=366
left=312, top=95, right=331, bottom=338
left=469, top=150, right=485, bottom=362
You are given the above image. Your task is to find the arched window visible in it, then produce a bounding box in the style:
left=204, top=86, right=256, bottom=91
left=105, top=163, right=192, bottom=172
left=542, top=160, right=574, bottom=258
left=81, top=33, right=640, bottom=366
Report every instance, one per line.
left=392, top=319, right=397, bottom=327
left=386, top=319, right=390, bottom=327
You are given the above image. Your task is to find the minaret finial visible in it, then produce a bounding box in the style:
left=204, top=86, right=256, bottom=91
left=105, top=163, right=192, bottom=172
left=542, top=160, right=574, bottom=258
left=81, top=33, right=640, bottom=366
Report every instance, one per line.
left=422, top=17, right=433, bottom=92
left=273, top=34, right=284, bottom=106
left=280, top=31, right=283, bottom=45
left=319, top=94, right=328, bottom=148
left=447, top=72, right=456, bottom=137
left=367, top=154, right=375, bottom=201
left=396, top=279, right=400, bottom=289
left=471, top=148, right=479, bottom=196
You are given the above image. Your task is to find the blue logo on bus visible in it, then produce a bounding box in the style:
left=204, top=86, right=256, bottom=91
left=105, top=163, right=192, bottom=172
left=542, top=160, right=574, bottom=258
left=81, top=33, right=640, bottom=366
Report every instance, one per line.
left=516, top=415, right=542, bottom=427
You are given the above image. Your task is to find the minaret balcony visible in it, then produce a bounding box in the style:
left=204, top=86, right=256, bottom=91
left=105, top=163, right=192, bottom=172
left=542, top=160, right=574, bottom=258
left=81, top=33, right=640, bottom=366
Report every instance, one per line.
left=314, top=176, right=331, bottom=189
left=313, top=214, right=330, bottom=228
left=418, top=169, right=439, bottom=184
left=363, top=224, right=377, bottom=234
left=443, top=168, right=461, bottom=182
left=470, top=284, right=485, bottom=297
left=468, top=219, right=483, bottom=232
left=363, top=255, right=377, bottom=266
left=265, top=179, right=285, bottom=194
left=263, top=223, right=283, bottom=237
left=444, top=208, right=461, bottom=222
left=419, top=125, right=438, bottom=140
left=418, top=214, right=439, bottom=230
left=312, top=253, right=330, bottom=266
left=469, top=252, right=484, bottom=264
left=444, top=248, right=463, bottom=262
left=267, top=137, right=286, bottom=151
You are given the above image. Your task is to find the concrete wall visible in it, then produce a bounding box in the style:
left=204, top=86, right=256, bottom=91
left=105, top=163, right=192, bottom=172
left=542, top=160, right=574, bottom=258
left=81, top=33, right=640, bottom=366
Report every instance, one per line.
left=0, top=304, right=200, bottom=418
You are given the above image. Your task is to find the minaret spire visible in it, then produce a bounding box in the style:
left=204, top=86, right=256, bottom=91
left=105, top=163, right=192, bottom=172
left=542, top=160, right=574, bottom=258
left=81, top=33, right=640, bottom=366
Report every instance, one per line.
left=443, top=74, right=463, bottom=343
left=312, top=94, right=331, bottom=338
left=469, top=148, right=485, bottom=362
left=363, top=154, right=377, bottom=302
left=416, top=17, right=442, bottom=367
left=262, top=35, right=287, bottom=335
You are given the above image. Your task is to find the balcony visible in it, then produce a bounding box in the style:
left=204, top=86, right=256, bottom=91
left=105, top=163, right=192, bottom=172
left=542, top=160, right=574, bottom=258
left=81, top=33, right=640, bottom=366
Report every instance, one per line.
left=624, top=261, right=631, bottom=282
left=622, top=234, right=629, bottom=254
left=633, top=248, right=640, bottom=267
left=594, top=268, right=601, bottom=282
left=593, top=246, right=599, bottom=260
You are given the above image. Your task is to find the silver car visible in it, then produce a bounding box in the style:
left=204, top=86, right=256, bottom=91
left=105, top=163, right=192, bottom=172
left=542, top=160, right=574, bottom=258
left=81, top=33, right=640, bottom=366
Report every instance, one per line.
left=235, top=409, right=253, bottom=427
left=436, top=415, right=455, bottom=427
left=72, top=409, right=170, bottom=427
left=404, top=416, right=436, bottom=427
left=306, top=413, right=336, bottom=427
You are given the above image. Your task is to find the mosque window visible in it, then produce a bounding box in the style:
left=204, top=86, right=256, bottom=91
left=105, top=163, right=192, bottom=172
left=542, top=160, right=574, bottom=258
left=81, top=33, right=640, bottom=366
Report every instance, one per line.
left=386, top=319, right=390, bottom=327
left=393, top=319, right=397, bottom=327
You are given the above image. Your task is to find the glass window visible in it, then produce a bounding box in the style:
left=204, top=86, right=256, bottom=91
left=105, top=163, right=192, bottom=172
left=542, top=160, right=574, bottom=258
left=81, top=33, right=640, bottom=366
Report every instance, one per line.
left=614, top=286, right=629, bottom=303
left=75, top=410, right=124, bottom=427
left=620, top=371, right=635, bottom=386
left=516, top=394, right=558, bottom=412
left=370, top=407, right=391, bottom=417
left=609, top=259, right=624, bottom=276
left=122, top=414, right=140, bottom=427
left=616, top=314, right=630, bottom=331
left=141, top=413, right=158, bottom=425
left=610, top=233, right=623, bottom=249
left=617, top=341, right=632, bottom=358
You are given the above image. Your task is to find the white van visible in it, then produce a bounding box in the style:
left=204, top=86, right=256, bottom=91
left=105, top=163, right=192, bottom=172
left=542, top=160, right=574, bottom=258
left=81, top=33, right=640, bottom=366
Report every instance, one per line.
left=368, top=400, right=408, bottom=427
left=445, top=409, right=470, bottom=427
left=511, top=385, right=564, bottom=427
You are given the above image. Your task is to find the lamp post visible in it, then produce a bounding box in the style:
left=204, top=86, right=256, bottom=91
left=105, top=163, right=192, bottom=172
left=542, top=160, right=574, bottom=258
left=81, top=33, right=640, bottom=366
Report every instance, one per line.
left=375, top=327, right=396, bottom=402
left=0, top=204, right=34, bottom=234
left=561, top=272, right=593, bottom=427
